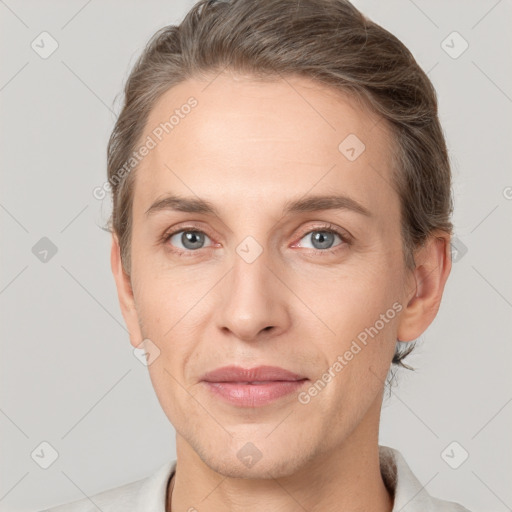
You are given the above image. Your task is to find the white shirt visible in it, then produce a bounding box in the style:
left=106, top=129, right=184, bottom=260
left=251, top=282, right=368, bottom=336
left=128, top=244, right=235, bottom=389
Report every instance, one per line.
left=42, top=445, right=472, bottom=511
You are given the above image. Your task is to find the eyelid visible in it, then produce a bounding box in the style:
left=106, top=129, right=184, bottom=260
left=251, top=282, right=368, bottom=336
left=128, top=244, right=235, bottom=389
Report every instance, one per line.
left=293, top=223, right=352, bottom=244
left=161, top=223, right=217, bottom=248
left=290, top=224, right=351, bottom=254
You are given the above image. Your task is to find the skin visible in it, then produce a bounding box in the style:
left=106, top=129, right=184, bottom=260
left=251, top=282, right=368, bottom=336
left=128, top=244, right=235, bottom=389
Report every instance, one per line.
left=110, top=72, right=451, bottom=512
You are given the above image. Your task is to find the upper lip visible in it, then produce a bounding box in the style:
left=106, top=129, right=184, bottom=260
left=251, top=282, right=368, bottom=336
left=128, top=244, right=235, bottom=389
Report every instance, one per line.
left=201, top=365, right=307, bottom=383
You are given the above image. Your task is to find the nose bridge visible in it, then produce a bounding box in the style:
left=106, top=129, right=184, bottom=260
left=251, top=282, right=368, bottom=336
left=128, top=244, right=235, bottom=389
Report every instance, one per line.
left=217, top=238, right=289, bottom=340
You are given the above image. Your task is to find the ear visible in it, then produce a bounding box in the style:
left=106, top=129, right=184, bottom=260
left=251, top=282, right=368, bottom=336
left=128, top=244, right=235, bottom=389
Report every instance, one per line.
left=397, top=232, right=452, bottom=342
left=110, top=233, right=144, bottom=348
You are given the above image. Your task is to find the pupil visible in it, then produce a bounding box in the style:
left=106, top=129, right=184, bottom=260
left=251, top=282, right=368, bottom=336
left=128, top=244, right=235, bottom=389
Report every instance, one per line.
left=183, top=231, right=204, bottom=249
left=313, top=231, right=333, bottom=249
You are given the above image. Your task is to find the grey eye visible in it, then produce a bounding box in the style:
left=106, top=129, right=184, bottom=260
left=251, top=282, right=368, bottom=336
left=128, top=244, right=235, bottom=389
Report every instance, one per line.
left=169, top=230, right=211, bottom=250
left=299, top=230, right=341, bottom=250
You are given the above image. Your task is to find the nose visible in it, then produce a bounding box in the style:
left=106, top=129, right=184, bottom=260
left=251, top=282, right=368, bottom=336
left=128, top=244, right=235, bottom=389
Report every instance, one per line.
left=216, top=249, right=292, bottom=342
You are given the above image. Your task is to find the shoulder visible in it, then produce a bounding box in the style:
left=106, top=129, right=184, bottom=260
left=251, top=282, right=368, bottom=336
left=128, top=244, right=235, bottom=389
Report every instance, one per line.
left=40, top=478, right=147, bottom=512
left=379, top=445, right=473, bottom=512
left=430, top=497, right=471, bottom=512
left=39, top=460, right=176, bottom=512
left=429, top=495, right=473, bottom=512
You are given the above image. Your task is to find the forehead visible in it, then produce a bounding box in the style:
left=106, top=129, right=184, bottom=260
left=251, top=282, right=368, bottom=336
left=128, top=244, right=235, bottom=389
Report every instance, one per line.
left=133, top=73, right=399, bottom=225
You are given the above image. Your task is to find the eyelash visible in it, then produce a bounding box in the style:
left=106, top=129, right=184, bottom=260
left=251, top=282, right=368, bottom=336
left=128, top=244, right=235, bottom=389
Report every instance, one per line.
left=160, top=223, right=351, bottom=257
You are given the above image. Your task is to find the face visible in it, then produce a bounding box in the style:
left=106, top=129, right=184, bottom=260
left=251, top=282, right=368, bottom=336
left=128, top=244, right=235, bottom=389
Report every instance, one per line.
left=111, top=72, right=449, bottom=479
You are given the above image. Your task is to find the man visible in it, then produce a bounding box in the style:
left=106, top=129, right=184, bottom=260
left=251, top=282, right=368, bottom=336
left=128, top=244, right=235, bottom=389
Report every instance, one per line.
left=44, top=0, right=471, bottom=510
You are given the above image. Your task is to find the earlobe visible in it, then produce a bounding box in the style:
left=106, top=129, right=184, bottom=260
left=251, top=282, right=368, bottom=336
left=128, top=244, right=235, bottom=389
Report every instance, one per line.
left=396, top=233, right=452, bottom=343
left=110, top=234, right=144, bottom=348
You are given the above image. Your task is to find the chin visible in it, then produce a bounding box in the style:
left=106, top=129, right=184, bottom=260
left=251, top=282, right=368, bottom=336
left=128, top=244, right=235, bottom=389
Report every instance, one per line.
left=196, top=441, right=313, bottom=480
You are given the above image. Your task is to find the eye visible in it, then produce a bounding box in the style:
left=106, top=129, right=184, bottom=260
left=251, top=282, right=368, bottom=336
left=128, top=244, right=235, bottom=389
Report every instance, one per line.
left=161, top=224, right=351, bottom=256
left=164, top=228, right=214, bottom=252
left=294, top=226, right=349, bottom=253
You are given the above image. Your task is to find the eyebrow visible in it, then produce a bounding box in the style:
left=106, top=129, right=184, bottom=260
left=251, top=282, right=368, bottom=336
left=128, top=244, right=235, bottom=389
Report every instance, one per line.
left=145, top=193, right=372, bottom=218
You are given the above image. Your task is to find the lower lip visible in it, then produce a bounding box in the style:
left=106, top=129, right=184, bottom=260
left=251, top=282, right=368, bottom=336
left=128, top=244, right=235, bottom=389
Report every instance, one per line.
left=202, top=380, right=308, bottom=407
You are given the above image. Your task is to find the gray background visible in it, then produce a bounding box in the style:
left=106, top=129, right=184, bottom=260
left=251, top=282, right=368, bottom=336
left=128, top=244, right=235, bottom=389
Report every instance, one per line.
left=1, top=1, right=511, bottom=511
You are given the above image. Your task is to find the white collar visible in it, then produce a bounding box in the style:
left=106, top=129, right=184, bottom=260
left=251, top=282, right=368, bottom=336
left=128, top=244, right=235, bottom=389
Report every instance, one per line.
left=378, top=445, right=470, bottom=511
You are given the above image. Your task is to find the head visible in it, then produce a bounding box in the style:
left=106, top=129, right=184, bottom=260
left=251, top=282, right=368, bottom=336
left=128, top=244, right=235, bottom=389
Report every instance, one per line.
left=108, top=0, right=453, bottom=477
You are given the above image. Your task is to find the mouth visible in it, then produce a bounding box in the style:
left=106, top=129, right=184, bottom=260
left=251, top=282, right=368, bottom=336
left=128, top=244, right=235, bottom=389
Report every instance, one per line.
left=201, top=364, right=307, bottom=383
left=200, top=365, right=309, bottom=407
left=226, top=381, right=296, bottom=384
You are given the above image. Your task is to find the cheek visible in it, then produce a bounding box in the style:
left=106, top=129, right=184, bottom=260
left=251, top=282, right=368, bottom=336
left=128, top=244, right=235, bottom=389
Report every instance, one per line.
left=132, top=263, right=199, bottom=329
left=132, top=266, right=205, bottom=366
left=302, top=268, right=400, bottom=389
left=299, top=263, right=400, bottom=335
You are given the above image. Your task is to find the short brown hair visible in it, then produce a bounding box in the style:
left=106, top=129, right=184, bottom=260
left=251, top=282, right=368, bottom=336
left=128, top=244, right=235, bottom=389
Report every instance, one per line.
left=106, top=0, right=453, bottom=370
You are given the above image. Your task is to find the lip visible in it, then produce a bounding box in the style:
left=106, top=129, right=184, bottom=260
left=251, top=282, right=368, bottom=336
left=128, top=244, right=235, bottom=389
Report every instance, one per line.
left=201, top=365, right=306, bottom=383
left=201, top=365, right=309, bottom=407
